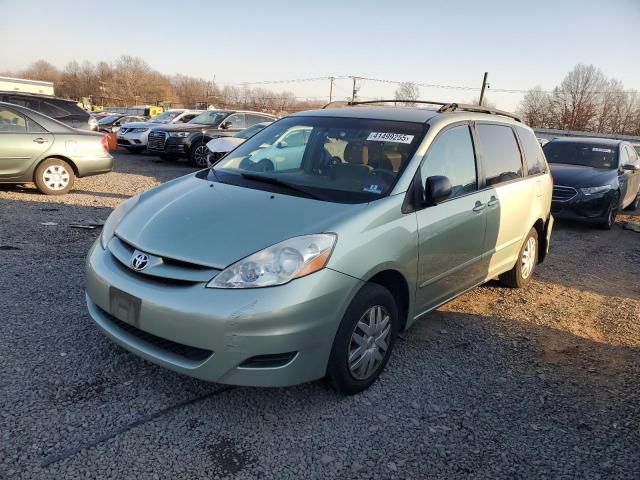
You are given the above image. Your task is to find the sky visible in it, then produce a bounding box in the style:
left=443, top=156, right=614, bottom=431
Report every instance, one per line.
left=1, top=0, right=639, bottom=110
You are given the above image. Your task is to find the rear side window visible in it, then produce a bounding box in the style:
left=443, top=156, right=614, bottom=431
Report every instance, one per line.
left=476, top=124, right=523, bottom=186
left=516, top=127, right=547, bottom=175
left=26, top=117, right=47, bottom=133
left=0, top=107, right=26, bottom=133
left=420, top=124, right=477, bottom=199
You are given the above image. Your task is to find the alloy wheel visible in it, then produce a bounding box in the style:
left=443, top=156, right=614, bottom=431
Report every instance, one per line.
left=520, top=236, right=536, bottom=279
left=348, top=305, right=391, bottom=380
left=193, top=145, right=208, bottom=167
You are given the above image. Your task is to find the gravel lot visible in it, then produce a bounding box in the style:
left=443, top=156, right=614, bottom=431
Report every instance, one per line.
left=1, top=151, right=639, bottom=479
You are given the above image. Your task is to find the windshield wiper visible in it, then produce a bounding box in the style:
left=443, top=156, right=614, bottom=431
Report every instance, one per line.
left=240, top=172, right=323, bottom=200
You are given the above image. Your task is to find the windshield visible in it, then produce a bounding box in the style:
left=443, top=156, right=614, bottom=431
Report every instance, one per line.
left=234, top=123, right=269, bottom=139
left=151, top=111, right=182, bottom=123
left=543, top=142, right=618, bottom=169
left=188, top=110, right=228, bottom=126
left=211, top=116, right=425, bottom=203
left=98, top=115, right=121, bottom=124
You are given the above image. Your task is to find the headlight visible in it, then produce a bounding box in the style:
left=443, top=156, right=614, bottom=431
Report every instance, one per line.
left=206, top=234, right=336, bottom=289
left=581, top=185, right=611, bottom=195
left=169, top=131, right=190, bottom=138
left=130, top=128, right=149, bottom=133
left=100, top=195, right=140, bottom=249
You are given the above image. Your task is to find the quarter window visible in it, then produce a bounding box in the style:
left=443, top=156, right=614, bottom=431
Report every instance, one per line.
left=27, top=117, right=47, bottom=133
left=420, top=124, right=477, bottom=199
left=516, top=126, right=547, bottom=175
left=476, top=124, right=523, bottom=186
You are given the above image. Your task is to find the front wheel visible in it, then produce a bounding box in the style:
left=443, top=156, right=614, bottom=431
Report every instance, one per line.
left=499, top=227, right=538, bottom=288
left=327, top=283, right=398, bottom=395
left=189, top=140, right=209, bottom=168
left=34, top=158, right=75, bottom=195
left=599, top=192, right=620, bottom=230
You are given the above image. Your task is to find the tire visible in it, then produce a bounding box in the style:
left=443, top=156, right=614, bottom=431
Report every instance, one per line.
left=327, top=283, right=398, bottom=395
left=34, top=158, right=75, bottom=195
left=623, top=191, right=640, bottom=211
left=599, top=192, right=620, bottom=230
left=189, top=139, right=209, bottom=168
left=499, top=227, right=538, bottom=288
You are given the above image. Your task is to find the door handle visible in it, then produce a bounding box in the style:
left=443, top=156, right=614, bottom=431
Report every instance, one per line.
left=487, top=196, right=499, bottom=207
left=472, top=201, right=486, bottom=212
left=33, top=138, right=49, bottom=144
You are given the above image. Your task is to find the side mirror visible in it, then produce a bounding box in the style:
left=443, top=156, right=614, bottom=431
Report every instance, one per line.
left=220, top=121, right=231, bottom=130
left=424, top=175, right=452, bottom=205
left=276, top=141, right=288, bottom=149
left=622, top=163, right=639, bottom=171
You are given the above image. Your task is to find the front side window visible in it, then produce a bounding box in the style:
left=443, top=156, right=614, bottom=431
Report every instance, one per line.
left=420, top=124, right=477, bottom=199
left=516, top=126, right=547, bottom=175
left=476, top=124, right=523, bottom=186
left=188, top=111, right=228, bottom=126
left=210, top=116, right=425, bottom=203
left=224, top=114, right=245, bottom=129
left=0, top=108, right=26, bottom=133
left=543, top=142, right=618, bottom=169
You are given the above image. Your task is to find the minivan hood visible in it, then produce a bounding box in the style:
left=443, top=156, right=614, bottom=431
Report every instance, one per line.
left=549, top=163, right=618, bottom=188
left=115, top=174, right=364, bottom=269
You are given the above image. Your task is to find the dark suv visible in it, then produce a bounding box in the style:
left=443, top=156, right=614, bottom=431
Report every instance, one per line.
left=0, top=92, right=91, bottom=130
left=146, top=109, right=277, bottom=166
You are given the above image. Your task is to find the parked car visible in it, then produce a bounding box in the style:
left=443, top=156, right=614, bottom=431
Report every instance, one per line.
left=544, top=137, right=640, bottom=229
left=632, top=143, right=640, bottom=156
left=86, top=101, right=553, bottom=394
left=89, top=111, right=117, bottom=131
left=146, top=109, right=277, bottom=167
left=0, top=101, right=112, bottom=195
left=97, top=114, right=147, bottom=134
left=205, top=121, right=272, bottom=165
left=0, top=92, right=91, bottom=130
left=117, top=109, right=203, bottom=153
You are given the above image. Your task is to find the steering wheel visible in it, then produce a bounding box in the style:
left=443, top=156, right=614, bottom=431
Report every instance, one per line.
left=370, top=169, right=395, bottom=185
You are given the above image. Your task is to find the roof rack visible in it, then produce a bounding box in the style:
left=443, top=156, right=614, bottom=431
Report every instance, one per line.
left=322, top=99, right=521, bottom=122
left=437, top=103, right=521, bottom=122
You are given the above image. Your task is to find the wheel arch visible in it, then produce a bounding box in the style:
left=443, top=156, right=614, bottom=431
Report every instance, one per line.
left=366, top=269, right=411, bottom=332
left=32, top=155, right=79, bottom=181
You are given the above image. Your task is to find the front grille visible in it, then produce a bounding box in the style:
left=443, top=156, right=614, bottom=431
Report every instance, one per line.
left=552, top=185, right=578, bottom=202
left=97, top=305, right=213, bottom=362
left=147, top=131, right=167, bottom=151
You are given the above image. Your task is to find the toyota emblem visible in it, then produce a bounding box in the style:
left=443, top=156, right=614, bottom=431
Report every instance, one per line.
left=131, top=252, right=149, bottom=271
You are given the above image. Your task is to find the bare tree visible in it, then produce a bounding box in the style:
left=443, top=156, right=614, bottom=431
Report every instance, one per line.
left=20, top=60, right=60, bottom=83
left=551, top=64, right=607, bottom=131
left=517, top=87, right=553, bottom=128
left=394, top=82, right=420, bottom=106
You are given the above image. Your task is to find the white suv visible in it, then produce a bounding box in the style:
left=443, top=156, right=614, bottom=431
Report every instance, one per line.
left=117, top=109, right=202, bottom=153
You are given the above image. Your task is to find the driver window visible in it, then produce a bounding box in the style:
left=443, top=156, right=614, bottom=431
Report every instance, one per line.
left=225, top=114, right=245, bottom=129
left=420, top=125, right=477, bottom=200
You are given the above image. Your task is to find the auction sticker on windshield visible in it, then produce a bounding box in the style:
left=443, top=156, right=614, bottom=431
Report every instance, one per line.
left=367, top=132, right=414, bottom=144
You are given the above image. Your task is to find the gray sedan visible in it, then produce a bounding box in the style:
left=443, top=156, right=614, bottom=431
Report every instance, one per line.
left=0, top=101, right=113, bottom=195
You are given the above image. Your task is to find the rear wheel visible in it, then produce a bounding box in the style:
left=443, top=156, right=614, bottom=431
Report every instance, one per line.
left=499, top=227, right=538, bottom=288
left=189, top=139, right=209, bottom=168
left=327, top=283, right=398, bottom=395
left=34, top=158, right=75, bottom=195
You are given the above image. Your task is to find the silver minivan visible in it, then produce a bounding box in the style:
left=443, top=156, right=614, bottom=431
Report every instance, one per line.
left=85, top=102, right=553, bottom=394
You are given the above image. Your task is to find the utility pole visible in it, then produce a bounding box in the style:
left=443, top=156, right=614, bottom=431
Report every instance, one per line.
left=350, top=76, right=359, bottom=103
left=329, top=76, right=334, bottom=103
left=479, top=72, right=489, bottom=106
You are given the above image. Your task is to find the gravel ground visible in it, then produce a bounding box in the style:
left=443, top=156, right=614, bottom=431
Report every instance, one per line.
left=1, top=151, right=639, bottom=479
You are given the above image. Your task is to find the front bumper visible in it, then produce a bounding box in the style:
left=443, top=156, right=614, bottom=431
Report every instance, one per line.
left=117, top=131, right=149, bottom=148
left=551, top=190, right=614, bottom=223
left=85, top=240, right=362, bottom=386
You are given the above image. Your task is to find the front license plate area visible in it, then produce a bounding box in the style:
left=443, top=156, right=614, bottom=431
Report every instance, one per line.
left=109, top=287, right=141, bottom=328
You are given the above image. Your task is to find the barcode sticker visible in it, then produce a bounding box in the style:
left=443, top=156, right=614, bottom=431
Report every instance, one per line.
left=592, top=148, right=613, bottom=153
left=367, top=132, right=414, bottom=144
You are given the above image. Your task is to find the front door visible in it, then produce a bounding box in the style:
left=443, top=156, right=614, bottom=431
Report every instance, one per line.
left=415, top=123, right=488, bottom=315
left=0, top=107, right=53, bottom=179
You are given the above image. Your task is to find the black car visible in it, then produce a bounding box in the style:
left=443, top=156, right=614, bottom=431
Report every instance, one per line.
left=544, top=137, right=640, bottom=229
left=146, top=109, right=277, bottom=167
left=0, top=92, right=91, bottom=130
left=97, top=114, right=147, bottom=134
